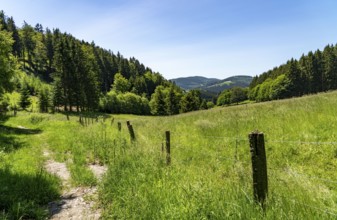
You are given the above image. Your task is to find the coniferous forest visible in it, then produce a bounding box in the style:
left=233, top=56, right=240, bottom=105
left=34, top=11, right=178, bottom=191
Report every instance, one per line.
left=248, top=45, right=337, bottom=102
left=0, top=11, right=206, bottom=116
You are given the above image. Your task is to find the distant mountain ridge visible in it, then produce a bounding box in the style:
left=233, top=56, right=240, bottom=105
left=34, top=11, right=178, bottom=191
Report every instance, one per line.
left=171, top=75, right=252, bottom=93
left=170, top=76, right=220, bottom=90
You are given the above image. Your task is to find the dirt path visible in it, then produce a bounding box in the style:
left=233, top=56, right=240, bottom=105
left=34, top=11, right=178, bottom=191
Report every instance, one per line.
left=44, top=151, right=107, bottom=220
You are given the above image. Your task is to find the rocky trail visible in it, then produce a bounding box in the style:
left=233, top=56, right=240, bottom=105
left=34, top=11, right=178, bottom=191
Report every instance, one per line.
left=44, top=150, right=107, bottom=220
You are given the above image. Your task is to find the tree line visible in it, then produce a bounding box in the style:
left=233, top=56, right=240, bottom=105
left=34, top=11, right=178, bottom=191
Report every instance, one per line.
left=0, top=11, right=212, bottom=115
left=248, top=44, right=337, bottom=102
left=215, top=44, right=337, bottom=106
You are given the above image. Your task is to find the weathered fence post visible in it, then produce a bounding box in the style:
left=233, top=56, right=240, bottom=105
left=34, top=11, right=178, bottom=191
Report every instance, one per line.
left=166, top=131, right=171, bottom=165
left=126, top=121, right=135, bottom=141
left=248, top=131, right=268, bottom=206
left=117, top=122, right=122, bottom=131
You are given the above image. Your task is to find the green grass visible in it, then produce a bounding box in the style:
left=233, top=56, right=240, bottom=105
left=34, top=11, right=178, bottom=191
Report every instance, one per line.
left=0, top=113, right=61, bottom=219
left=2, top=91, right=337, bottom=219
left=99, top=91, right=337, bottom=219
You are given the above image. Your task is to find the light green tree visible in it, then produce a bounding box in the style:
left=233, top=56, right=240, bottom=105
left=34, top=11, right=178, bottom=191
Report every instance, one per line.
left=112, top=73, right=129, bottom=93
left=0, top=25, right=16, bottom=97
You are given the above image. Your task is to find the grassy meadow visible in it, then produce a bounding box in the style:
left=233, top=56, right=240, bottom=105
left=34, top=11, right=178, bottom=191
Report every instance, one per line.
left=2, top=91, right=337, bottom=219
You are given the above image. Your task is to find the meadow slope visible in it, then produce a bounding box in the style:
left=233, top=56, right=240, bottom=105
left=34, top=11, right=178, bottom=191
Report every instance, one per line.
left=2, top=91, right=337, bottom=219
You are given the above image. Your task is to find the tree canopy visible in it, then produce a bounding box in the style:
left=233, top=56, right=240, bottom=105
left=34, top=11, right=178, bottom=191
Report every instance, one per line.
left=0, top=24, right=16, bottom=96
left=249, top=44, right=337, bottom=102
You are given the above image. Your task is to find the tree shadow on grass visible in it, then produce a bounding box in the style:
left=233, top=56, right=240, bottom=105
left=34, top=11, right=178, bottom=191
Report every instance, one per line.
left=0, top=124, right=42, bottom=153
left=0, top=167, right=61, bottom=219
left=0, top=124, right=42, bottom=135
left=0, top=114, right=10, bottom=123
left=0, top=116, right=58, bottom=219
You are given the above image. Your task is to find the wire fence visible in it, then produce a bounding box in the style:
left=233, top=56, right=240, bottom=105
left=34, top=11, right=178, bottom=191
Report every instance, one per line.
left=150, top=130, right=337, bottom=216
left=279, top=195, right=337, bottom=217
left=104, top=120, right=337, bottom=216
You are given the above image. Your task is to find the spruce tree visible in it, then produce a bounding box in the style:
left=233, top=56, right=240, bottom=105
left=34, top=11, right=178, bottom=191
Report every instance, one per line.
left=19, top=84, right=31, bottom=110
left=38, top=87, right=50, bottom=112
left=165, top=86, right=180, bottom=115
left=21, top=21, right=36, bottom=66
left=150, top=86, right=167, bottom=115
left=7, top=17, right=21, bottom=57
left=180, top=90, right=201, bottom=113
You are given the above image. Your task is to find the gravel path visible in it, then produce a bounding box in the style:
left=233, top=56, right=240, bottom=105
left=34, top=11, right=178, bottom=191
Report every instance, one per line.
left=44, top=151, right=106, bottom=220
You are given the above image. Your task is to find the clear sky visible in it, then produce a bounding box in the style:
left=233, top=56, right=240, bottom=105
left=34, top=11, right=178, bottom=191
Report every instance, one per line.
left=1, top=0, right=337, bottom=79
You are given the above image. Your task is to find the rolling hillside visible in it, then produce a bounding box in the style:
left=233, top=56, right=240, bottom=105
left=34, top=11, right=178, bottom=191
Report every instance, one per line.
left=170, top=76, right=220, bottom=90
left=171, top=75, right=252, bottom=93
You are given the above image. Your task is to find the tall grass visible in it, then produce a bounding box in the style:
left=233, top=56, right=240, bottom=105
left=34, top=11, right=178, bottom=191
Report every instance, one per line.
left=2, top=91, right=337, bottom=219
left=99, top=91, right=337, bottom=219
left=0, top=113, right=60, bottom=219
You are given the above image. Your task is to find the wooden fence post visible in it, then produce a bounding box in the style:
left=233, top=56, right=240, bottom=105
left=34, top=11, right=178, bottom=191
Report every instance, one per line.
left=166, top=131, right=171, bottom=165
left=248, top=131, right=268, bottom=206
left=117, top=122, right=121, bottom=131
left=126, top=121, right=135, bottom=141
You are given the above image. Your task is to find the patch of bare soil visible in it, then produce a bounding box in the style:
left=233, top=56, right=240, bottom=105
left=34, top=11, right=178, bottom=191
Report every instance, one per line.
left=45, top=160, right=71, bottom=183
left=89, top=164, right=108, bottom=180
left=44, top=151, right=107, bottom=220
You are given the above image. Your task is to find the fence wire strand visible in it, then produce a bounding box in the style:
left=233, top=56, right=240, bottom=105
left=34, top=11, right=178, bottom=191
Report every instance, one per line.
left=279, top=195, right=337, bottom=216
left=266, top=140, right=337, bottom=145
left=117, top=126, right=337, bottom=217
left=271, top=167, right=337, bottom=185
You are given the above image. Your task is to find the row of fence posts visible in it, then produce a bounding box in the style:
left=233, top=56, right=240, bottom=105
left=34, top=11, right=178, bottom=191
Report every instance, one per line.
left=78, top=115, right=108, bottom=126
left=84, top=117, right=268, bottom=208
left=162, top=130, right=268, bottom=207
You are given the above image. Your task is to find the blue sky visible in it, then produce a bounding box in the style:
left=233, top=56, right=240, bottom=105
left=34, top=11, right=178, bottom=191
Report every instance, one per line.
left=1, top=0, right=337, bottom=79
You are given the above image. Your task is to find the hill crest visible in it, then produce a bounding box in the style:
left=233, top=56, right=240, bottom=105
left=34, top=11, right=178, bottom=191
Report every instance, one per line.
left=171, top=75, right=252, bottom=93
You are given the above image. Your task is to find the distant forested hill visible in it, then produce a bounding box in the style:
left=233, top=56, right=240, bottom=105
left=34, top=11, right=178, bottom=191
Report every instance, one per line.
left=170, top=76, right=220, bottom=90
left=171, top=75, right=252, bottom=93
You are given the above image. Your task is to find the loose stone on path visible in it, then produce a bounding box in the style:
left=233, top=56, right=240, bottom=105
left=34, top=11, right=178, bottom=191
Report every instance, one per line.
left=44, top=150, right=106, bottom=220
